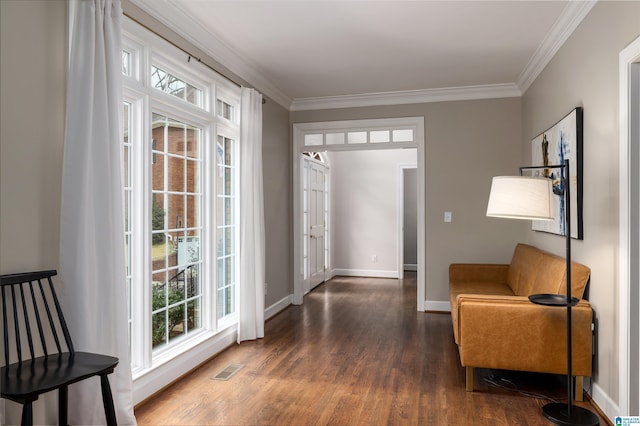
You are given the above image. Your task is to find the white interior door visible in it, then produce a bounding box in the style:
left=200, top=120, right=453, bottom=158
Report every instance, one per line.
left=308, top=161, right=326, bottom=289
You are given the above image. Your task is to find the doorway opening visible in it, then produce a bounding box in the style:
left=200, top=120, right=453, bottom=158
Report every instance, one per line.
left=293, top=117, right=426, bottom=311
left=401, top=166, right=418, bottom=277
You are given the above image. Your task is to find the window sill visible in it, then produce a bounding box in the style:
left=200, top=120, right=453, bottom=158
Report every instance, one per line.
left=132, top=323, right=237, bottom=405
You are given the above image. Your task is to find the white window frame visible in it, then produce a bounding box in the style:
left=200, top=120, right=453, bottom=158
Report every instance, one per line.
left=122, top=17, right=241, bottom=403
left=214, top=125, right=241, bottom=331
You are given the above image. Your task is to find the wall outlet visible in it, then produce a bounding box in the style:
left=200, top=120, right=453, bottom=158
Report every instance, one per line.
left=372, top=254, right=378, bottom=263
left=264, top=282, right=268, bottom=295
left=444, top=211, right=452, bottom=223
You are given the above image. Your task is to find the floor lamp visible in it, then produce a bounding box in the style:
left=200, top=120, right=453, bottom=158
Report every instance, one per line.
left=486, top=159, right=599, bottom=426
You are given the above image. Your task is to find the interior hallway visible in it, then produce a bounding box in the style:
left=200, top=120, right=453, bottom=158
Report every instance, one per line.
left=135, top=274, right=607, bottom=425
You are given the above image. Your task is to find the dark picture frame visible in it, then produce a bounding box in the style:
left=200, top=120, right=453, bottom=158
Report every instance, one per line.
left=530, top=107, right=583, bottom=239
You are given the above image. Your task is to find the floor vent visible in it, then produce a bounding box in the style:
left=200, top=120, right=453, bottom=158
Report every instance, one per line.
left=212, top=364, right=244, bottom=381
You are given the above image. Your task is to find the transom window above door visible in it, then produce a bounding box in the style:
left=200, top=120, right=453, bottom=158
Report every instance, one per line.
left=300, top=118, right=419, bottom=149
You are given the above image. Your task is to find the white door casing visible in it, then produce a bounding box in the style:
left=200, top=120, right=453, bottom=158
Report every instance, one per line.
left=292, top=117, right=426, bottom=311
left=619, top=35, right=640, bottom=417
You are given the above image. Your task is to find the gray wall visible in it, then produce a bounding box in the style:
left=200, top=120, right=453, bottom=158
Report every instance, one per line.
left=521, top=0, right=640, bottom=411
left=1, top=1, right=67, bottom=422
left=262, top=100, right=292, bottom=306
left=292, top=98, right=525, bottom=303
left=404, top=168, right=418, bottom=267
left=1, top=0, right=66, bottom=274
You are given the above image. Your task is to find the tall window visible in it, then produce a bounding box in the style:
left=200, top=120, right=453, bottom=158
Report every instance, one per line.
left=122, top=21, right=241, bottom=374
left=123, top=101, right=133, bottom=353
left=216, top=135, right=237, bottom=319
left=150, top=114, right=203, bottom=349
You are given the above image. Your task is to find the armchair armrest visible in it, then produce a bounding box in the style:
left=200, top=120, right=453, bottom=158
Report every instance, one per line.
left=449, top=263, right=509, bottom=284
left=456, top=294, right=593, bottom=377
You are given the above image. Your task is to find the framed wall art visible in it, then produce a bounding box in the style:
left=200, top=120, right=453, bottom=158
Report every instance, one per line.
left=530, top=107, right=583, bottom=239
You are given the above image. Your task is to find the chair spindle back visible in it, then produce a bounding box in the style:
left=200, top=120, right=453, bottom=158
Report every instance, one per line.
left=1, top=270, right=75, bottom=368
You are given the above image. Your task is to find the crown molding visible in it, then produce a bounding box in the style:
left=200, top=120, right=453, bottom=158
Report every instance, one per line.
left=289, top=1, right=597, bottom=112
left=129, top=0, right=293, bottom=109
left=517, top=1, right=597, bottom=93
left=128, top=0, right=595, bottom=112
left=289, top=84, right=521, bottom=112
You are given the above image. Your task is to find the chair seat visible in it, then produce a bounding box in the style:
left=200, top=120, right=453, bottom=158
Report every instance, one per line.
left=1, top=352, right=119, bottom=403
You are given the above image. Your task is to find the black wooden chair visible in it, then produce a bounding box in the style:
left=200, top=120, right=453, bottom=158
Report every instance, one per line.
left=1, top=270, right=119, bottom=426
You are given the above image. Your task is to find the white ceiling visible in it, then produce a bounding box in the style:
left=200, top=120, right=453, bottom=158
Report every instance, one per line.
left=130, top=0, right=596, bottom=110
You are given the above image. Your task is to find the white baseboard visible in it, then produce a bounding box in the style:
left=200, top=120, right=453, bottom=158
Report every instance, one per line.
left=265, top=294, right=292, bottom=320
left=424, top=300, right=451, bottom=312
left=404, top=264, right=418, bottom=271
left=590, top=381, right=617, bottom=423
left=332, top=268, right=399, bottom=278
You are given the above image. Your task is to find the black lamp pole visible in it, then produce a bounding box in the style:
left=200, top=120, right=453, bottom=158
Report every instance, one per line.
left=523, top=160, right=599, bottom=426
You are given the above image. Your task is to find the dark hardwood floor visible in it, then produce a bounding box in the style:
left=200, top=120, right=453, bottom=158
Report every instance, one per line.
left=135, top=274, right=607, bottom=425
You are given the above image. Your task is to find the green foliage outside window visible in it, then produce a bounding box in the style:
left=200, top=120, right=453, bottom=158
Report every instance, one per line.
left=152, top=199, right=165, bottom=244
left=151, top=268, right=199, bottom=348
left=151, top=285, right=183, bottom=348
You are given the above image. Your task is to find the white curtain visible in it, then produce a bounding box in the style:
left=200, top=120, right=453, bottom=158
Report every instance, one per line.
left=60, top=0, right=136, bottom=424
left=237, top=88, right=265, bottom=343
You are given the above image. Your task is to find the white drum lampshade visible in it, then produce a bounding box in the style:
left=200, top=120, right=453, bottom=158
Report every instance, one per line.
left=486, top=176, right=554, bottom=221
